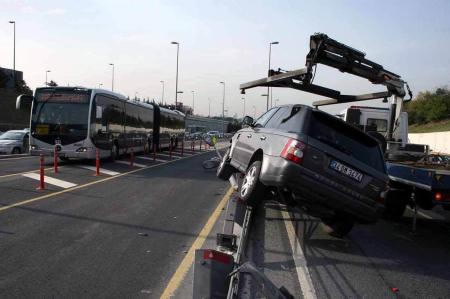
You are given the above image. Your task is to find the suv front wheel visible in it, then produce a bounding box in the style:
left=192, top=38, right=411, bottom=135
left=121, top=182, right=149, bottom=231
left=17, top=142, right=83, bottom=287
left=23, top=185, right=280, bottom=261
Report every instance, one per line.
left=217, top=148, right=235, bottom=180
left=239, top=160, right=265, bottom=207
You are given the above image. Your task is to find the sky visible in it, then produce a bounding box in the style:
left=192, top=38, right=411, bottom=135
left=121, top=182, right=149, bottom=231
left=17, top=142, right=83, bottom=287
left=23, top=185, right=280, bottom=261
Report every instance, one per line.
left=1, top=0, right=450, bottom=118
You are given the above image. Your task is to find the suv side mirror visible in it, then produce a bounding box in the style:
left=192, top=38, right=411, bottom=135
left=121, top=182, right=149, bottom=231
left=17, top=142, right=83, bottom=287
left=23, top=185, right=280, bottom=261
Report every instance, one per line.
left=242, top=116, right=254, bottom=127
left=16, top=94, right=33, bottom=111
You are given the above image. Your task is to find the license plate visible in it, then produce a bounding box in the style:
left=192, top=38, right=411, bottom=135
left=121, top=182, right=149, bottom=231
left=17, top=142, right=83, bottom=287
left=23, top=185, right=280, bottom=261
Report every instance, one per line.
left=329, top=160, right=363, bottom=182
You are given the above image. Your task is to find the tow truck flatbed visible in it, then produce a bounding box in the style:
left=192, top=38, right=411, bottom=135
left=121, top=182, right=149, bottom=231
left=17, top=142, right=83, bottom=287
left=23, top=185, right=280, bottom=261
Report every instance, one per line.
left=387, top=162, right=450, bottom=208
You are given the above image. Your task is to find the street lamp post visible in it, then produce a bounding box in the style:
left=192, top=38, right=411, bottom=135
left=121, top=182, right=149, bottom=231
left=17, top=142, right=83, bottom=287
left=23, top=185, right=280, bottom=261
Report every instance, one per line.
left=109, top=63, right=115, bottom=92
left=219, top=82, right=225, bottom=133
left=45, top=70, right=51, bottom=86
left=171, top=42, right=180, bottom=109
left=98, top=83, right=103, bottom=88
left=275, top=99, right=279, bottom=106
left=267, top=41, right=279, bottom=110
left=241, top=97, right=246, bottom=117
left=160, top=80, right=165, bottom=104
left=252, top=105, right=256, bottom=118
left=208, top=98, right=211, bottom=118
left=9, top=21, right=15, bottom=87
left=191, top=90, right=195, bottom=114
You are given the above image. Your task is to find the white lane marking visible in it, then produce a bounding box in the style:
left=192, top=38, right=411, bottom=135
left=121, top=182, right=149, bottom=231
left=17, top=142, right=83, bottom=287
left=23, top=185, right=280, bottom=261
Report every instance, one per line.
left=22, top=173, right=77, bottom=189
left=79, top=166, right=120, bottom=176
left=280, top=206, right=317, bottom=299
left=114, top=160, right=147, bottom=168
left=406, top=207, right=433, bottom=219
left=136, top=156, right=168, bottom=163
left=156, top=153, right=180, bottom=159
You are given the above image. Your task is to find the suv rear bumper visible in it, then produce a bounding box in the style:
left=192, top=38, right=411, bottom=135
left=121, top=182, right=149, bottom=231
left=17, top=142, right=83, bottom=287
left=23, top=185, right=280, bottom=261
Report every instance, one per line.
left=260, top=154, right=384, bottom=223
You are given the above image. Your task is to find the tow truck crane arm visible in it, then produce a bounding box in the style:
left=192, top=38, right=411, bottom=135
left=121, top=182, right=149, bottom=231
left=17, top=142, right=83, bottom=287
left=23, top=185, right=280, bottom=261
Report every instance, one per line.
left=239, top=33, right=413, bottom=141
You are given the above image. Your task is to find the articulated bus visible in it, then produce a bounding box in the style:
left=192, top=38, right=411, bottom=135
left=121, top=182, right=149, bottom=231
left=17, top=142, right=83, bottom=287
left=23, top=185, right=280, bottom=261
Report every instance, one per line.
left=16, top=87, right=185, bottom=160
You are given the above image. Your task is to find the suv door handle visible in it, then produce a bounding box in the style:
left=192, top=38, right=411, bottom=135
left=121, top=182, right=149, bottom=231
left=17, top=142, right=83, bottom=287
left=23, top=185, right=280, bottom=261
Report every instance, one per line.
left=247, top=134, right=252, bottom=138
left=260, top=136, right=266, bottom=141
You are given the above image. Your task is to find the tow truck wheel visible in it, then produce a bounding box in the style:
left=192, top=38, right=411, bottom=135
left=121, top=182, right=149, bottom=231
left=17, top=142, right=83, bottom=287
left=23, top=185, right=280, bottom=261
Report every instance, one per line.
left=239, top=160, right=265, bottom=207
left=322, top=214, right=355, bottom=238
left=216, top=148, right=235, bottom=181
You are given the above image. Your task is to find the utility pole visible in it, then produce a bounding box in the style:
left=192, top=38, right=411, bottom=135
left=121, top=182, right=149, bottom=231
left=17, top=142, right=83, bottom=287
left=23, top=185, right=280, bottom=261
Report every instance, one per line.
left=171, top=41, right=180, bottom=109
left=242, top=97, right=246, bottom=117
left=267, top=41, right=279, bottom=110
left=208, top=98, right=211, bottom=118
left=109, top=63, right=115, bottom=92
left=45, top=70, right=51, bottom=86
left=160, top=80, right=165, bottom=103
left=191, top=90, right=195, bottom=114
left=220, top=82, right=225, bottom=133
left=9, top=21, right=16, bottom=87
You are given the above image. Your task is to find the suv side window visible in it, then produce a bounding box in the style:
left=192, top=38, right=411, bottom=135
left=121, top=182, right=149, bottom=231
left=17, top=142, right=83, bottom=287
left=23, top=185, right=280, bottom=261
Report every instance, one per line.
left=265, top=106, right=302, bottom=132
left=253, top=108, right=279, bottom=128
left=264, top=107, right=290, bottom=128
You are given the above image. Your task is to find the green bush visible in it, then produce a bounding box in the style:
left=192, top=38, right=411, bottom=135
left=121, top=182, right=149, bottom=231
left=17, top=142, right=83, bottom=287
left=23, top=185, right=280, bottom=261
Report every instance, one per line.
left=405, top=88, right=450, bottom=125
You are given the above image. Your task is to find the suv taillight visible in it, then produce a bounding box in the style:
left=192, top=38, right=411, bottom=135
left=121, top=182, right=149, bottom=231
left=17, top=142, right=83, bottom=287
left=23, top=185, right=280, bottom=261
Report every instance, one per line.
left=280, top=139, right=306, bottom=164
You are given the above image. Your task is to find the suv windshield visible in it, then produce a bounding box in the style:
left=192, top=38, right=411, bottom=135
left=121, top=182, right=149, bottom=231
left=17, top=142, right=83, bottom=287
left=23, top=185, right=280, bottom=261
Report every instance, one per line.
left=0, top=132, right=25, bottom=140
left=309, top=111, right=385, bottom=172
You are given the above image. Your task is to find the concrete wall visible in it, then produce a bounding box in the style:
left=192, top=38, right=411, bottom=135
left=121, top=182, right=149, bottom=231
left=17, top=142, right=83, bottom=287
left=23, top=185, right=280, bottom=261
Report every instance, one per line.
left=408, top=131, right=450, bottom=154
left=0, top=88, right=30, bottom=131
left=185, top=115, right=230, bottom=133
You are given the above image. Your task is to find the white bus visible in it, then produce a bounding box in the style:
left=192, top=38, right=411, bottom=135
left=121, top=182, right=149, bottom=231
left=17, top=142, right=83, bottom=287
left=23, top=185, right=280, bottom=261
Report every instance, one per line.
left=16, top=87, right=185, bottom=160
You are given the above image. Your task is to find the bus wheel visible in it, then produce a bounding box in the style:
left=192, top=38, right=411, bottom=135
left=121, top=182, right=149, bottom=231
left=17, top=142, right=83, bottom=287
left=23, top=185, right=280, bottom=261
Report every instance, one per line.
left=110, top=144, right=119, bottom=161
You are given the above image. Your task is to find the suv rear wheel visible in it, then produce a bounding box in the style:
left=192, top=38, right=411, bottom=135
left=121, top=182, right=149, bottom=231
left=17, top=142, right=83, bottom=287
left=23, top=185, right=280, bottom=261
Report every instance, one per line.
left=239, top=160, right=265, bottom=207
left=322, top=214, right=355, bottom=238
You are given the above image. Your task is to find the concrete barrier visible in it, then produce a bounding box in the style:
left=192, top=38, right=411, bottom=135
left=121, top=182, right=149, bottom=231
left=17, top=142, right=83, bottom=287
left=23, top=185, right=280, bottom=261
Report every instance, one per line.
left=408, top=131, right=450, bottom=154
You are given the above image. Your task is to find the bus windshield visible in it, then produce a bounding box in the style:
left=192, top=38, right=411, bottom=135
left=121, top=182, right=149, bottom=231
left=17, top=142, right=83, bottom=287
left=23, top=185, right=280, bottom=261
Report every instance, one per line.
left=31, top=89, right=91, bottom=143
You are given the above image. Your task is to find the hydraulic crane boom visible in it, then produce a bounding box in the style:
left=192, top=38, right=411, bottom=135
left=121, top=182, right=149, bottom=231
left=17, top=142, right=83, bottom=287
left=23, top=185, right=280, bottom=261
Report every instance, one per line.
left=239, top=33, right=412, bottom=141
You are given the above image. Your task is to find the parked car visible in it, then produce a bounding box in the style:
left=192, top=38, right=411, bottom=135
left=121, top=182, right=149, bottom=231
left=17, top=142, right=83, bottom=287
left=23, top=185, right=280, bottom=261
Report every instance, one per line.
left=217, top=104, right=389, bottom=237
left=191, top=132, right=204, bottom=140
left=0, top=130, right=29, bottom=154
left=206, top=131, right=220, bottom=138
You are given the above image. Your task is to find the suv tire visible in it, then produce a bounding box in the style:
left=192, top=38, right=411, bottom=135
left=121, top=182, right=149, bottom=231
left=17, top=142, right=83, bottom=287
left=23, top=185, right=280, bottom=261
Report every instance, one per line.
left=217, top=148, right=235, bottom=180
left=12, top=147, right=21, bottom=154
left=322, top=214, right=354, bottom=238
left=239, top=160, right=265, bottom=207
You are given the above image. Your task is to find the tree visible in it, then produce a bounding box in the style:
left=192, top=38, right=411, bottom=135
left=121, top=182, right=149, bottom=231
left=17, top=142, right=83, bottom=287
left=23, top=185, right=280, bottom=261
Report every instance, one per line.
left=47, top=80, right=58, bottom=87
left=16, top=79, right=32, bottom=95
left=405, top=87, right=450, bottom=125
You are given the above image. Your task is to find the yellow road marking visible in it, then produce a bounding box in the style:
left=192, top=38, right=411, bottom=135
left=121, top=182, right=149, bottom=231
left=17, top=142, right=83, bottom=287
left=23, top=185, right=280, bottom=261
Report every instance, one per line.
left=0, top=150, right=214, bottom=213
left=160, top=186, right=234, bottom=299
left=0, top=167, right=54, bottom=179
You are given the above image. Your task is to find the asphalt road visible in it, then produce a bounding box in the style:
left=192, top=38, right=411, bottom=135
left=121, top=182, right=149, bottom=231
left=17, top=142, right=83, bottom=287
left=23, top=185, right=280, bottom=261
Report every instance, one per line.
left=0, top=147, right=230, bottom=298
left=242, top=198, right=450, bottom=298
left=2, top=147, right=450, bottom=298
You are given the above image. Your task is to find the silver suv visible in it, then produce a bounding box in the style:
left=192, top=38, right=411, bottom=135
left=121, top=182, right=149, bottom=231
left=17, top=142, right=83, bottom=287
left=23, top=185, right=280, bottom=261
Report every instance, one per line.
left=217, top=104, right=388, bottom=237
